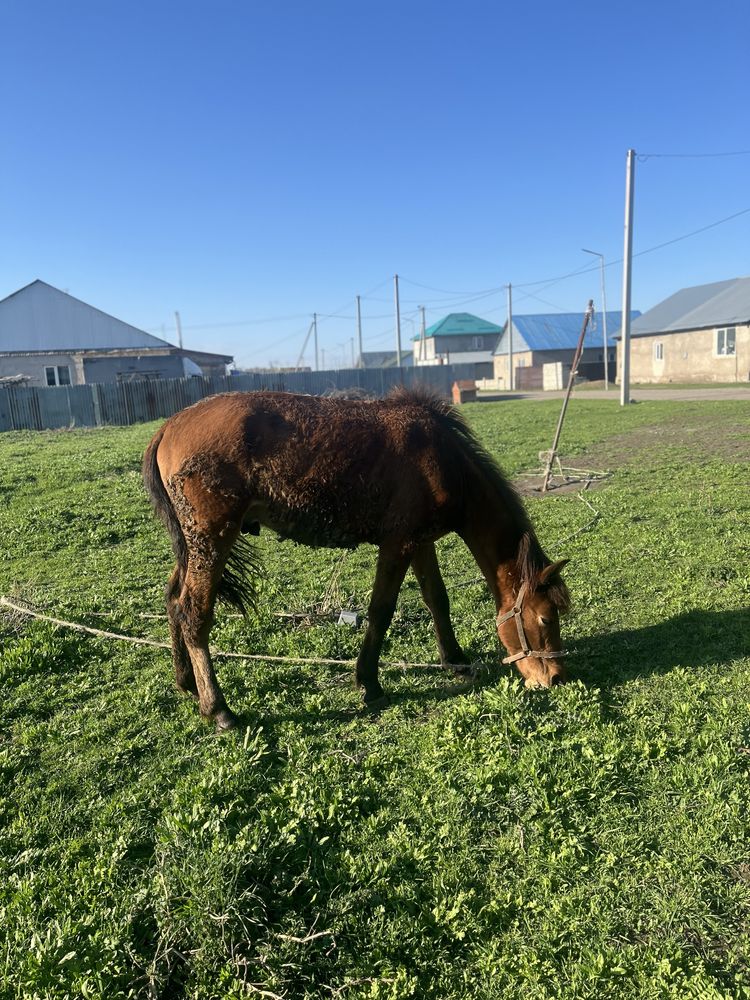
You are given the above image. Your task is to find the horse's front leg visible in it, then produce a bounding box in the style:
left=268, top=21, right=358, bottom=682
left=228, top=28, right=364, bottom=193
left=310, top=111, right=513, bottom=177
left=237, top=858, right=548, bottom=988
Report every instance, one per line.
left=356, top=546, right=411, bottom=707
left=411, top=542, right=469, bottom=670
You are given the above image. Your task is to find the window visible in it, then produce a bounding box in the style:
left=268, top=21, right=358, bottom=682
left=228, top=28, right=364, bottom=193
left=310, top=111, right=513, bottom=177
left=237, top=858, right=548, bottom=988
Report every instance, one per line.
left=45, top=365, right=71, bottom=386
left=716, top=327, right=736, bottom=356
left=471, top=336, right=483, bottom=350
left=654, top=342, right=664, bottom=361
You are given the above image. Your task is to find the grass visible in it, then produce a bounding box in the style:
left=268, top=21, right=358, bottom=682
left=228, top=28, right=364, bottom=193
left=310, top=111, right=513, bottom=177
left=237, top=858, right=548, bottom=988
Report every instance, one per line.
left=1, top=397, right=749, bottom=999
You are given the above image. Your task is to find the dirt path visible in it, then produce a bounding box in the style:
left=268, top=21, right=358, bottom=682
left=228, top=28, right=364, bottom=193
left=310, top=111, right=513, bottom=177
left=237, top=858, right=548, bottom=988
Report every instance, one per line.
left=483, top=386, right=750, bottom=402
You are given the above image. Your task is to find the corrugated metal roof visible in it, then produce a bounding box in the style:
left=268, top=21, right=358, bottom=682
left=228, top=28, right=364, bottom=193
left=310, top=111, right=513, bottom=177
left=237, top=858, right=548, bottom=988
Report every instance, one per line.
left=357, top=350, right=414, bottom=369
left=492, top=310, right=640, bottom=355
left=629, top=275, right=750, bottom=337
left=0, top=280, right=172, bottom=353
left=423, top=312, right=503, bottom=338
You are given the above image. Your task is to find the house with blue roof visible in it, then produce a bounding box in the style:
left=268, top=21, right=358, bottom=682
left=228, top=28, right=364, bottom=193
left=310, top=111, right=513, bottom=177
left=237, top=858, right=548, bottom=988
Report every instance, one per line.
left=492, top=310, right=640, bottom=388
left=413, top=312, right=502, bottom=378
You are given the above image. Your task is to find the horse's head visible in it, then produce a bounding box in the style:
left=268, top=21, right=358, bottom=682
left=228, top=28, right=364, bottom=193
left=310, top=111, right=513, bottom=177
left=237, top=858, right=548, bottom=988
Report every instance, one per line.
left=496, top=559, right=570, bottom=688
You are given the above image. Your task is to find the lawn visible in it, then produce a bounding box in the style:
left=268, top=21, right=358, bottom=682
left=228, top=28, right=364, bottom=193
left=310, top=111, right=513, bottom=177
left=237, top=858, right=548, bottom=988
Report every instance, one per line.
left=1, top=397, right=749, bottom=999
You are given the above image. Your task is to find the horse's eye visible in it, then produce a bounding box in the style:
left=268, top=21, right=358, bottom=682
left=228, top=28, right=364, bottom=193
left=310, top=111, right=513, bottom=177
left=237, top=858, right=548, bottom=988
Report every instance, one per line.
left=539, top=616, right=551, bottom=626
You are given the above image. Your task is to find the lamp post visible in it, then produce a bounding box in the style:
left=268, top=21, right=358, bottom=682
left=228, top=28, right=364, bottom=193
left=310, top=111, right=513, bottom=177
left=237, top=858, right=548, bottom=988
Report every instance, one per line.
left=581, top=249, right=609, bottom=390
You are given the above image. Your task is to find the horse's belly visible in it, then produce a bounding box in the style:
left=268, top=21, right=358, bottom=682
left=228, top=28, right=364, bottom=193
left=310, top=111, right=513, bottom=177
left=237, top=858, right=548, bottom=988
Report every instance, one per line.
left=246, top=502, right=376, bottom=549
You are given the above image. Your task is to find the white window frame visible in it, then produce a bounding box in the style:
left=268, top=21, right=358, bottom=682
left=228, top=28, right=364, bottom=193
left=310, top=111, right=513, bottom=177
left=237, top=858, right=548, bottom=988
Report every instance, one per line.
left=654, top=342, right=664, bottom=361
left=471, top=336, right=483, bottom=350
left=715, top=327, right=736, bottom=356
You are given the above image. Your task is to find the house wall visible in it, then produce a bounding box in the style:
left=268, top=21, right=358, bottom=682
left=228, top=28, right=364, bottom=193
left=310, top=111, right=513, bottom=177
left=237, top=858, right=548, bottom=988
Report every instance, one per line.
left=413, top=334, right=497, bottom=364
left=619, top=325, right=750, bottom=383
left=0, top=352, right=80, bottom=385
left=0, top=349, right=184, bottom=385
left=493, top=345, right=615, bottom=388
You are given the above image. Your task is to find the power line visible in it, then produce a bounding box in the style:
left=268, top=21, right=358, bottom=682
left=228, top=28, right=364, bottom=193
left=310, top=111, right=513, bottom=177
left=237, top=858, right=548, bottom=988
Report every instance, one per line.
left=638, top=149, right=750, bottom=159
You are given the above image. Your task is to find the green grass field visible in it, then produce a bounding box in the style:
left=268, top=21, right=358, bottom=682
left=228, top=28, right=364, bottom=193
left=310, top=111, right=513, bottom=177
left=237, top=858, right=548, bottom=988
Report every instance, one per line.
left=1, top=398, right=749, bottom=999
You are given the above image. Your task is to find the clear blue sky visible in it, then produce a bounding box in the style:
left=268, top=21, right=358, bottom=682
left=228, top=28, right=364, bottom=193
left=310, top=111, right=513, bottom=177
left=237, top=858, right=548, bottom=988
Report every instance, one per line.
left=2, top=0, right=749, bottom=368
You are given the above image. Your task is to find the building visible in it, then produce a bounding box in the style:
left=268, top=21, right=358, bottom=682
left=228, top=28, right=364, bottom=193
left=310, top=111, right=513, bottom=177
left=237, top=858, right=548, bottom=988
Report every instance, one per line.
left=356, top=350, right=414, bottom=369
left=0, top=280, right=232, bottom=385
left=413, top=313, right=501, bottom=378
left=617, top=276, right=750, bottom=384
left=493, top=310, right=640, bottom=388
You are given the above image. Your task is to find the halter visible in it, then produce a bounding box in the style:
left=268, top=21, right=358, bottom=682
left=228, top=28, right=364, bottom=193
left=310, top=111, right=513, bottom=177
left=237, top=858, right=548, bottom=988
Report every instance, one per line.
left=497, top=581, right=566, bottom=665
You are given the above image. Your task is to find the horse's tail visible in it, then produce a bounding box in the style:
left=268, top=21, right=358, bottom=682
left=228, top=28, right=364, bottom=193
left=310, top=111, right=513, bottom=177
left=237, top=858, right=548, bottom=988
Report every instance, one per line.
left=143, top=426, right=260, bottom=616
left=142, top=428, right=188, bottom=597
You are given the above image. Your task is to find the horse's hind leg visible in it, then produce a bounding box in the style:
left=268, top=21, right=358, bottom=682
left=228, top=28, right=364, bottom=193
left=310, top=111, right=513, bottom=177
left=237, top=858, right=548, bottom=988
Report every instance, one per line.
left=356, top=545, right=410, bottom=706
left=166, top=565, right=197, bottom=698
left=411, top=542, right=468, bottom=669
left=179, top=551, right=241, bottom=732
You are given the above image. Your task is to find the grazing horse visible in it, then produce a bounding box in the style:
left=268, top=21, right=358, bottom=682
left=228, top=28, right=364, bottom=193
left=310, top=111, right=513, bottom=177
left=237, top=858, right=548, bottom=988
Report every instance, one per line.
left=142, top=387, right=570, bottom=731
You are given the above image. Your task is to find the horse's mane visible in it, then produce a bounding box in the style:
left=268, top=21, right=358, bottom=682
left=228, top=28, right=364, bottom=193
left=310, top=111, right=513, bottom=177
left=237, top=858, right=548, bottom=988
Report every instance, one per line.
left=387, top=385, right=570, bottom=610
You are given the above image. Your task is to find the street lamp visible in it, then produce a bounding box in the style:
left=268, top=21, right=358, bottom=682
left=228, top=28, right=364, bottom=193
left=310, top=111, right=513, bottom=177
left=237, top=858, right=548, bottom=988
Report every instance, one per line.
left=582, top=249, right=610, bottom=390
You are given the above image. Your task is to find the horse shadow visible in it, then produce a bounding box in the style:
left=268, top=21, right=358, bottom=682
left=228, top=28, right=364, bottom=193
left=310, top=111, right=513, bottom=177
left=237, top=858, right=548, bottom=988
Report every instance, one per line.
left=566, top=607, right=750, bottom=687
left=255, top=607, right=749, bottom=727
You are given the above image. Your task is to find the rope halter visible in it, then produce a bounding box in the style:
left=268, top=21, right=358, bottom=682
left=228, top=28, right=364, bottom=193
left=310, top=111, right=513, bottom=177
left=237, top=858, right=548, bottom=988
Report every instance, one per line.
left=497, top=581, right=567, bottom=666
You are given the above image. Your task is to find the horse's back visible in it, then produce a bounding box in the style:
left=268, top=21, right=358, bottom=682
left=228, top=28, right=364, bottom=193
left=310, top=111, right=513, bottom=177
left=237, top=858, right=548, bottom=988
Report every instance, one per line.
left=154, top=390, right=462, bottom=548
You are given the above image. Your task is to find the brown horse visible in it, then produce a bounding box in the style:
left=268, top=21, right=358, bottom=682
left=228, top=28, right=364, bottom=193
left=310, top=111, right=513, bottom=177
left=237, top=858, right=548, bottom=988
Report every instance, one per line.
left=143, top=387, right=570, bottom=731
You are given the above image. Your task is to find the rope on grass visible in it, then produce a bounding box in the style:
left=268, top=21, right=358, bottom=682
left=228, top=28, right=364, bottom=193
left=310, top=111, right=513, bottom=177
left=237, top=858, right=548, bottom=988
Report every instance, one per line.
left=0, top=596, right=443, bottom=670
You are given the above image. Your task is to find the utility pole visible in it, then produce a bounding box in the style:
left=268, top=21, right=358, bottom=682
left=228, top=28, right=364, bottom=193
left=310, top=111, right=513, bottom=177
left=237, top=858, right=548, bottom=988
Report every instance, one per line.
left=620, top=149, right=636, bottom=405
left=356, top=295, right=363, bottom=367
left=582, top=249, right=610, bottom=390
left=507, top=284, right=514, bottom=391
left=174, top=311, right=183, bottom=349
left=350, top=337, right=355, bottom=368
left=394, top=274, right=402, bottom=367
left=419, top=305, right=427, bottom=362
left=313, top=312, right=319, bottom=372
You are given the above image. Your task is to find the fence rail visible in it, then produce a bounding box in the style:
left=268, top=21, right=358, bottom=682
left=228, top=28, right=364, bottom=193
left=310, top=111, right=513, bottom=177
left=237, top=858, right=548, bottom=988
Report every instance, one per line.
left=0, top=364, right=479, bottom=433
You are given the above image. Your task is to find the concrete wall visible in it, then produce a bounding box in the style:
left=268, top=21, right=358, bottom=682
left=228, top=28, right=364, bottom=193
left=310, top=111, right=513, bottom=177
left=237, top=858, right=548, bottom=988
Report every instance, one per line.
left=0, top=349, right=187, bottom=385
left=493, top=346, right=615, bottom=387
left=619, top=325, right=750, bottom=383
left=0, top=353, right=80, bottom=385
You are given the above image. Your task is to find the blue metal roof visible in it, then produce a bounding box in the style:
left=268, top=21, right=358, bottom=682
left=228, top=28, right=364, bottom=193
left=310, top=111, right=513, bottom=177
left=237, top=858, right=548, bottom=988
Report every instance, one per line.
left=493, top=310, right=641, bottom=354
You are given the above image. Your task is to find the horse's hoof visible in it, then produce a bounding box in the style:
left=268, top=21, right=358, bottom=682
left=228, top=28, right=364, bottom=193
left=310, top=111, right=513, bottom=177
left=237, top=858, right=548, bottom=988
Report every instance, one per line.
left=215, top=708, right=241, bottom=733
left=364, top=693, right=390, bottom=713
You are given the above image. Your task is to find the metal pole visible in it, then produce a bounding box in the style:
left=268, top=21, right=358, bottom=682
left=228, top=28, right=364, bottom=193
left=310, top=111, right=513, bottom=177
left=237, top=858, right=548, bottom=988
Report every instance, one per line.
left=419, top=305, right=427, bottom=362
left=313, top=312, right=319, bottom=372
left=620, top=149, right=636, bottom=405
left=507, top=284, right=514, bottom=390
left=356, top=295, right=363, bottom=367
left=541, top=301, right=594, bottom=492
left=350, top=338, right=355, bottom=368
left=582, top=249, right=609, bottom=390
left=174, top=311, right=183, bottom=349
left=394, top=274, right=402, bottom=367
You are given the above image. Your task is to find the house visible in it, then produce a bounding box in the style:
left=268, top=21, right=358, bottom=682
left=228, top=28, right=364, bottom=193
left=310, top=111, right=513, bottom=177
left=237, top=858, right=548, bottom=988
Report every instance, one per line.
left=356, top=350, right=414, bottom=369
left=617, top=276, right=750, bottom=383
left=0, top=280, right=232, bottom=385
left=413, top=313, right=501, bottom=378
left=493, top=310, right=640, bottom=388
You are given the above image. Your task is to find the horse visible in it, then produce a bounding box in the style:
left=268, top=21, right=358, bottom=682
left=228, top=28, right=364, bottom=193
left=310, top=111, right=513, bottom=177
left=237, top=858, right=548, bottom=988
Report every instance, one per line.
left=142, top=386, right=570, bottom=731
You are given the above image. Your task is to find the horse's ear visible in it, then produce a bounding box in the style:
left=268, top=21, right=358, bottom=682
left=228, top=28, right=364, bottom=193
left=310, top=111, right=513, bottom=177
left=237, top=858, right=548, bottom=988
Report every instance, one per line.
left=539, top=559, right=569, bottom=584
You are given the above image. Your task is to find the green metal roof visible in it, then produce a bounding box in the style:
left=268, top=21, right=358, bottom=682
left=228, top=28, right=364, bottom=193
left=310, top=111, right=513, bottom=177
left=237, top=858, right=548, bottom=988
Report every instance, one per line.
left=417, top=312, right=503, bottom=340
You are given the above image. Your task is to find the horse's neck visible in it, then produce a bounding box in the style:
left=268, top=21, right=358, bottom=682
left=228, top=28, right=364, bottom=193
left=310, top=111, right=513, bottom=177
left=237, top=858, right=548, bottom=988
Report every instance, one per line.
left=462, top=518, right=523, bottom=612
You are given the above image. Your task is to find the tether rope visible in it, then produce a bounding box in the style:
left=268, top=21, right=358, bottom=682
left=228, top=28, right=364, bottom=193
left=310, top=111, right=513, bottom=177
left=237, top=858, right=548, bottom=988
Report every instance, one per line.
left=0, top=596, right=445, bottom=670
